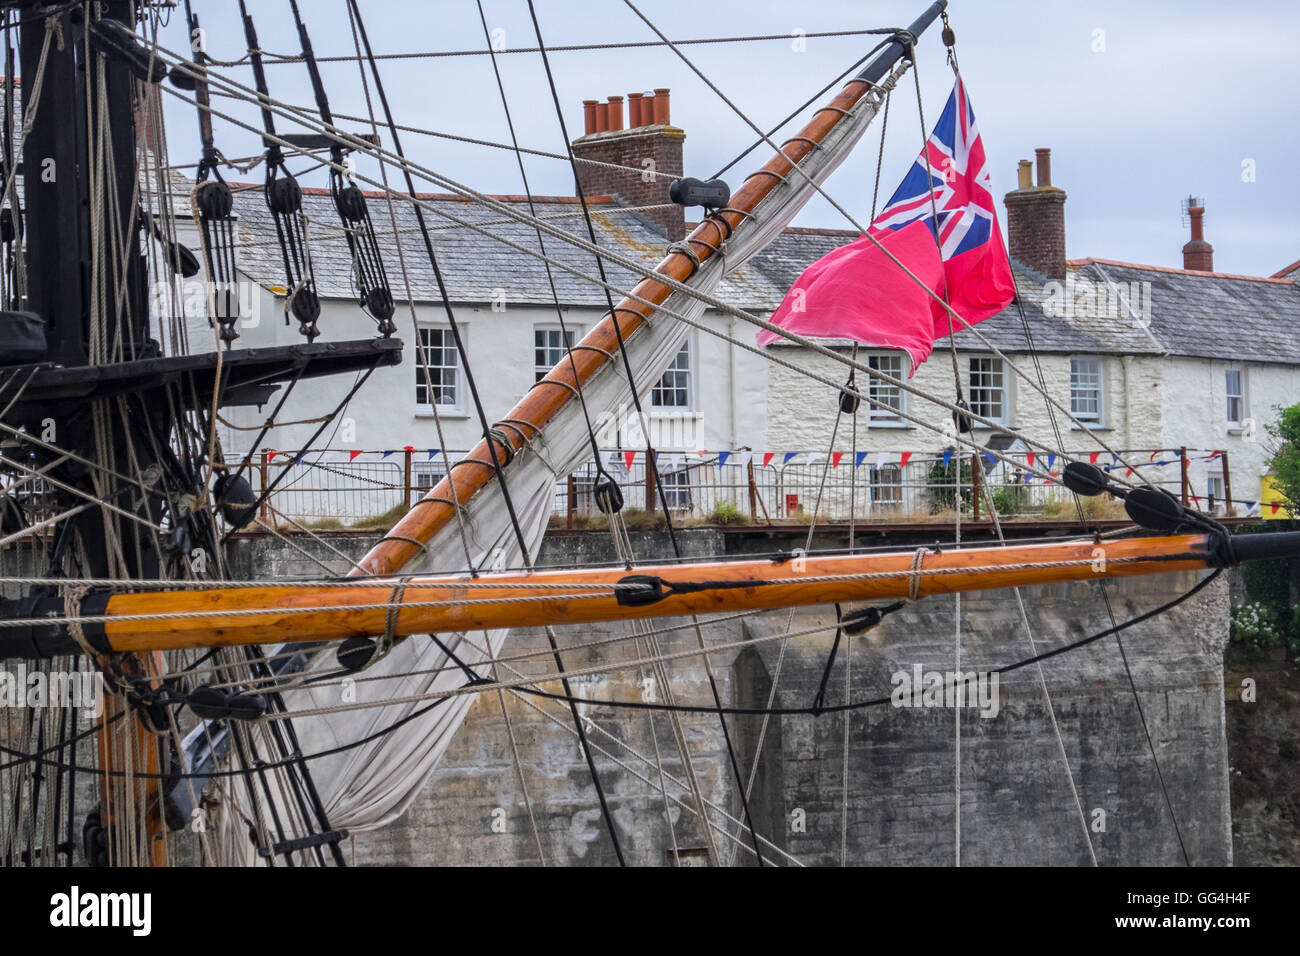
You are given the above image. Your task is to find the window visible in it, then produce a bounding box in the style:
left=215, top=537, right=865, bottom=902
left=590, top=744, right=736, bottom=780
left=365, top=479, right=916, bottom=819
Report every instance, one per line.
left=968, top=357, right=1007, bottom=424
left=414, top=462, right=446, bottom=492
left=415, top=328, right=460, bottom=410
left=658, top=468, right=692, bottom=511
left=866, top=353, right=906, bottom=424
left=1206, top=476, right=1226, bottom=515
left=1225, top=368, right=1244, bottom=425
left=652, top=340, right=692, bottom=409
left=534, top=326, right=577, bottom=383
left=869, top=465, right=903, bottom=508
left=1070, top=357, right=1103, bottom=424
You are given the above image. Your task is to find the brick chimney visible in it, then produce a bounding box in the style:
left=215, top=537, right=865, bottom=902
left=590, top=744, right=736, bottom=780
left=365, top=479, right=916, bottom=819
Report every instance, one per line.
left=1003, top=147, right=1067, bottom=279
left=572, top=88, right=685, bottom=241
left=1182, top=204, right=1214, bottom=272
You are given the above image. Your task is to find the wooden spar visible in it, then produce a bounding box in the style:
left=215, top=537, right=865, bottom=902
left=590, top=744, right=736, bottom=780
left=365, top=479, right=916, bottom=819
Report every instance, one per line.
left=347, top=6, right=948, bottom=580
left=88, top=534, right=1217, bottom=653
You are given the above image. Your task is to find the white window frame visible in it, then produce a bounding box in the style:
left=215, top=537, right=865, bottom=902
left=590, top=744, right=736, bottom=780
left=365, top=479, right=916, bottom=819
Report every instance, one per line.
left=868, top=464, right=903, bottom=508
left=414, top=461, right=447, bottom=492
left=658, top=467, right=693, bottom=512
left=1069, top=356, right=1104, bottom=426
left=1206, top=475, right=1226, bottom=515
left=534, top=324, right=579, bottom=383
left=415, top=326, right=463, bottom=413
left=1224, top=367, right=1245, bottom=427
left=967, top=356, right=1008, bottom=426
left=865, top=352, right=908, bottom=427
left=651, top=338, right=694, bottom=411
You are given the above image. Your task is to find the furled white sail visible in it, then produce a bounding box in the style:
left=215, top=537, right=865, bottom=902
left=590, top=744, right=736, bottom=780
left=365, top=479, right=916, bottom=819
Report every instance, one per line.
left=206, top=60, right=908, bottom=865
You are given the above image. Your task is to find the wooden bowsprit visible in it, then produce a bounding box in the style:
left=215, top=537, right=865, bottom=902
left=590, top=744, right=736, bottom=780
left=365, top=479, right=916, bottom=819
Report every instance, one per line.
left=6, top=532, right=1297, bottom=656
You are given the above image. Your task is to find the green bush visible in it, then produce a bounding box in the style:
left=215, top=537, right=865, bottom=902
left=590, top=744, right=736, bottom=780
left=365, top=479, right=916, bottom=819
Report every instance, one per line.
left=990, top=486, right=1023, bottom=516
left=709, top=501, right=749, bottom=526
left=1266, top=404, right=1300, bottom=515
left=1231, top=601, right=1279, bottom=649
left=928, top=450, right=973, bottom=513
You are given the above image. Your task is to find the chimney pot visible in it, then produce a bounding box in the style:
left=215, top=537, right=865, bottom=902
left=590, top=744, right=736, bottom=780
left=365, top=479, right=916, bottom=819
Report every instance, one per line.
left=1016, top=159, right=1033, bottom=190
left=1035, top=147, right=1052, bottom=188
left=652, top=87, right=670, bottom=125
left=569, top=84, right=686, bottom=241
left=1182, top=206, right=1214, bottom=271
left=582, top=99, right=598, bottom=136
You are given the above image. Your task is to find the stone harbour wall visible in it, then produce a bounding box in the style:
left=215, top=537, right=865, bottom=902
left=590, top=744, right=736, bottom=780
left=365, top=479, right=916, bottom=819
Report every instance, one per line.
left=223, top=527, right=1234, bottom=866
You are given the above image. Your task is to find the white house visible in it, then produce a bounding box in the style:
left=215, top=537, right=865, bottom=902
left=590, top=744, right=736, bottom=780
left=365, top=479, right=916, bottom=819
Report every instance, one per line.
left=164, top=95, right=1299, bottom=524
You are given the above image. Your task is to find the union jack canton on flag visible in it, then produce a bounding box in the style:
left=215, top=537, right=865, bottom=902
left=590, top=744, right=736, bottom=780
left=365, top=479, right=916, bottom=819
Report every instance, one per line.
left=758, top=74, right=1014, bottom=373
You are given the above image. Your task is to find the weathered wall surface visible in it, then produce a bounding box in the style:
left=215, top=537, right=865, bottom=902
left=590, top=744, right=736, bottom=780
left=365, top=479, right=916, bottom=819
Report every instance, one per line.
left=225, top=527, right=1234, bottom=866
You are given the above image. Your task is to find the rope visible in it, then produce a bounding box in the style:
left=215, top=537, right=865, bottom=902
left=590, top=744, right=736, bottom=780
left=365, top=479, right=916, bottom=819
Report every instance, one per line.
left=155, top=52, right=1146, bottom=490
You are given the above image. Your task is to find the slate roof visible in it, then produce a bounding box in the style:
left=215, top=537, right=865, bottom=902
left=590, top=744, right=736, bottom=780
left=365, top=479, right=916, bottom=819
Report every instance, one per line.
left=230, top=186, right=785, bottom=313
left=747, top=228, right=1300, bottom=366
left=1062, top=258, right=1300, bottom=365
left=225, top=183, right=1300, bottom=366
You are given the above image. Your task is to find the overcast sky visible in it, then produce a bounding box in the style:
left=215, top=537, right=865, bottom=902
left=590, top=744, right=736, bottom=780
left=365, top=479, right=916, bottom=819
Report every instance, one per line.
left=167, top=0, right=1300, bottom=276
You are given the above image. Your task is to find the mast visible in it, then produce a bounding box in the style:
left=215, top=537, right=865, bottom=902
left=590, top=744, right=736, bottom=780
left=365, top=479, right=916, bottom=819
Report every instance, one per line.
left=0, top=0, right=398, bottom=866
left=349, top=1, right=950, bottom=579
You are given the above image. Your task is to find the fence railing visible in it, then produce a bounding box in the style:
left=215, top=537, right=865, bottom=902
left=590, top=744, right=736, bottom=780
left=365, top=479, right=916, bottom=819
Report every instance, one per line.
left=211, top=446, right=1245, bottom=529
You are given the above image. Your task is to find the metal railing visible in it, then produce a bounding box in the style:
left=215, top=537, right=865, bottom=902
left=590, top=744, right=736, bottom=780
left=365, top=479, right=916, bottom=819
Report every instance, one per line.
left=217, top=446, right=1243, bottom=529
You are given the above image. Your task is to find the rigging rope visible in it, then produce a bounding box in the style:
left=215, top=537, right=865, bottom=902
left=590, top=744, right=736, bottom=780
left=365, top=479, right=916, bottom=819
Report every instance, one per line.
left=528, top=0, right=766, bottom=865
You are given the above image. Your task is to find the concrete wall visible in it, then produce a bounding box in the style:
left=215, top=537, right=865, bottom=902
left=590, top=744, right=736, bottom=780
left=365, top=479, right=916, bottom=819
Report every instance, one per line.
left=225, top=527, right=1234, bottom=866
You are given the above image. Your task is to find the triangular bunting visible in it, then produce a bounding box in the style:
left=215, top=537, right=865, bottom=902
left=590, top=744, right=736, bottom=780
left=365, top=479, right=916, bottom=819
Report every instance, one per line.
left=349, top=449, right=363, bottom=462
left=942, top=449, right=954, bottom=468
left=624, top=450, right=637, bottom=470
left=427, top=448, right=440, bottom=460
left=899, top=451, right=912, bottom=468
left=718, top=452, right=732, bottom=468
left=1088, top=451, right=1100, bottom=465
left=855, top=451, right=870, bottom=468
left=832, top=452, right=844, bottom=468
left=783, top=452, right=798, bottom=465
left=1026, top=451, right=1035, bottom=468
left=763, top=452, right=775, bottom=469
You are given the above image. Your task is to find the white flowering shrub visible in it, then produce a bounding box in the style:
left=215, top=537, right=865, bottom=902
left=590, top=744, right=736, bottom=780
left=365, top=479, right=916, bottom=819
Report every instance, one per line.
left=1230, top=601, right=1280, bottom=650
